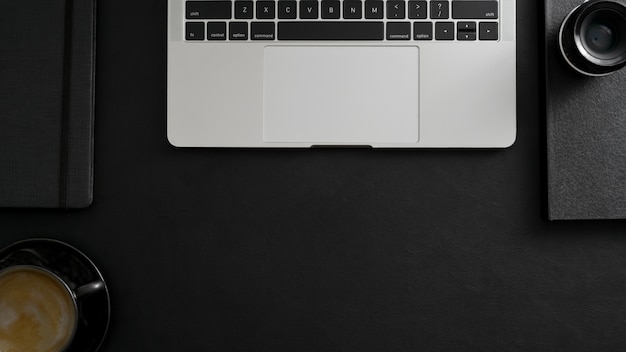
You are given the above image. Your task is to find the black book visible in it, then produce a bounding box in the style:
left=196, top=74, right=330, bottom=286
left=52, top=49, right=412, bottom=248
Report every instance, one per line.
left=544, top=0, right=626, bottom=220
left=0, top=0, right=96, bottom=208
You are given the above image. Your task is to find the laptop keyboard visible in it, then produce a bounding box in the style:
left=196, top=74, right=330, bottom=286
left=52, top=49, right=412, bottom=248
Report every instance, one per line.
left=184, top=0, right=499, bottom=41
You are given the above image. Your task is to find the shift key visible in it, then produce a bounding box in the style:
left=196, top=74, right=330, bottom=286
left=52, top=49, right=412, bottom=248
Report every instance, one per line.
left=452, top=1, right=498, bottom=19
left=187, top=1, right=232, bottom=19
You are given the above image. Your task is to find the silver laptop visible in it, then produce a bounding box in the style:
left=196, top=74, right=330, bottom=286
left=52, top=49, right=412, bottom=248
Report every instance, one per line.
left=168, top=0, right=516, bottom=148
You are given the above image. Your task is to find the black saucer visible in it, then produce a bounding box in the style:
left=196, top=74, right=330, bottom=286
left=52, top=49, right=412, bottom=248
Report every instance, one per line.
left=0, top=238, right=110, bottom=352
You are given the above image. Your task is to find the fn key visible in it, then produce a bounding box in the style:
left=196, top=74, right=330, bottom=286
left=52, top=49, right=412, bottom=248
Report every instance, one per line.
left=186, top=22, right=205, bottom=40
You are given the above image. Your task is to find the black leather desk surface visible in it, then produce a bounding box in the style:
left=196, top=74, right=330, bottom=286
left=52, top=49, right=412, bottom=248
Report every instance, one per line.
left=2, top=1, right=626, bottom=351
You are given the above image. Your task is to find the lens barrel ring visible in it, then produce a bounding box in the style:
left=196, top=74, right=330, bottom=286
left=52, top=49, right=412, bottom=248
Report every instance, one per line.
left=559, top=0, right=626, bottom=76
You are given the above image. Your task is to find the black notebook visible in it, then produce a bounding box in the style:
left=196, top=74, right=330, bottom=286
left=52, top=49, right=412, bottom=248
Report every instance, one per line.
left=544, top=0, right=626, bottom=220
left=0, top=0, right=96, bottom=208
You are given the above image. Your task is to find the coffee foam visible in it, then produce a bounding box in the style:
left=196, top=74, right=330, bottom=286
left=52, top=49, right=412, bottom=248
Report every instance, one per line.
left=0, top=268, right=76, bottom=352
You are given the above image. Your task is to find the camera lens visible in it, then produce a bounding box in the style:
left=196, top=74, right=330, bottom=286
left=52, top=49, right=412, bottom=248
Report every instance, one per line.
left=584, top=20, right=617, bottom=55
left=560, top=0, right=626, bottom=76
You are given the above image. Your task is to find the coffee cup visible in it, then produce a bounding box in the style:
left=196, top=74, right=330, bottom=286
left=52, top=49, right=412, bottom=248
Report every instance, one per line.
left=0, top=264, right=105, bottom=352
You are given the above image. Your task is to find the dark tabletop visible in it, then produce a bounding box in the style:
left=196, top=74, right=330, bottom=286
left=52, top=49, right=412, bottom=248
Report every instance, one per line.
left=2, top=1, right=626, bottom=351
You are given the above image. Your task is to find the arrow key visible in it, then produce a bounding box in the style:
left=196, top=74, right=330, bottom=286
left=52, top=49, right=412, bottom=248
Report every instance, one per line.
left=479, top=22, right=498, bottom=40
left=435, top=22, right=454, bottom=40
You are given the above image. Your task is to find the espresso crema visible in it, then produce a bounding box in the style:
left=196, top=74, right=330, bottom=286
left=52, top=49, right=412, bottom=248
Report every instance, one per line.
left=0, top=267, right=76, bottom=352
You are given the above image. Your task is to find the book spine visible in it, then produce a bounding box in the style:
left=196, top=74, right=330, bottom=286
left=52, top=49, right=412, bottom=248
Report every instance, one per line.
left=60, top=0, right=74, bottom=208
left=62, top=0, right=96, bottom=208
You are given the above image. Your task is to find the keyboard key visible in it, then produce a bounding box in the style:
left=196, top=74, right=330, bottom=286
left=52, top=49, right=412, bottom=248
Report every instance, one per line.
left=413, top=22, right=432, bottom=40
left=278, top=1, right=297, bottom=19
left=408, top=1, right=427, bottom=19
left=365, top=1, right=384, bottom=19
left=458, top=21, right=476, bottom=31
left=256, top=1, right=276, bottom=19
left=430, top=1, right=449, bottom=19
left=479, top=22, right=498, bottom=40
left=278, top=22, right=384, bottom=40
left=300, top=1, right=319, bottom=19
left=207, top=22, right=227, bottom=40
left=387, top=22, right=410, bottom=40
left=186, top=1, right=232, bottom=19
left=186, top=22, right=205, bottom=40
left=251, top=22, right=275, bottom=40
left=344, top=1, right=362, bottom=19
left=386, top=1, right=405, bottom=19
left=322, top=1, right=341, bottom=19
left=229, top=22, right=248, bottom=40
left=457, top=21, right=476, bottom=40
left=458, top=31, right=476, bottom=40
left=435, top=22, right=454, bottom=40
left=235, top=1, right=253, bottom=19
left=452, top=1, right=498, bottom=19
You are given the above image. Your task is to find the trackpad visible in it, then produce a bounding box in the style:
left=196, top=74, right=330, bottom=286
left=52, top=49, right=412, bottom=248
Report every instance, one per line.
left=263, top=46, right=419, bottom=144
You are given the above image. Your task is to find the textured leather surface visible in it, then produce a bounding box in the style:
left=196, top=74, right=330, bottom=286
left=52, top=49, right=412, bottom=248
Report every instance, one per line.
left=0, top=0, right=95, bottom=208
left=545, top=0, right=626, bottom=219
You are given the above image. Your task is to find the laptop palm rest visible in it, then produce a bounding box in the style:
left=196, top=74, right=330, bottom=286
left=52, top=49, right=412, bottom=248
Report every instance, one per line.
left=263, top=46, right=420, bottom=145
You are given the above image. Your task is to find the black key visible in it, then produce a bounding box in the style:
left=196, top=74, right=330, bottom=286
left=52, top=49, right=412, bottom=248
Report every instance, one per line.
left=278, top=22, right=384, bottom=40
left=186, top=22, right=205, bottom=40
left=430, top=1, right=449, bottom=19
left=479, top=22, right=498, bottom=40
left=322, top=1, right=341, bottom=19
left=235, top=1, right=253, bottom=19
left=387, top=22, right=410, bottom=40
left=278, top=1, right=297, bottom=19
left=251, top=22, right=275, bottom=40
left=457, top=21, right=476, bottom=40
left=458, top=21, right=476, bottom=32
left=186, top=1, right=232, bottom=19
left=386, top=1, right=405, bottom=19
left=207, top=22, right=227, bottom=40
left=452, top=1, right=498, bottom=19
left=413, top=22, right=432, bottom=40
left=229, top=22, right=248, bottom=40
left=344, top=1, right=362, bottom=19
left=458, top=31, right=476, bottom=40
left=408, top=1, right=427, bottom=19
left=435, top=22, right=454, bottom=40
left=256, top=1, right=275, bottom=19
left=300, top=1, right=319, bottom=19
left=365, top=1, right=383, bottom=19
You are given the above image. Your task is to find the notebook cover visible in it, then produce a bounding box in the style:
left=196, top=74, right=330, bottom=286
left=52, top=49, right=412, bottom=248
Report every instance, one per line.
left=0, top=0, right=95, bottom=208
left=544, top=0, right=626, bottom=220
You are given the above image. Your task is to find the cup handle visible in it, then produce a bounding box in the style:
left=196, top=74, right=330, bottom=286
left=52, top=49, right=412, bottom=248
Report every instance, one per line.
left=75, top=280, right=105, bottom=299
